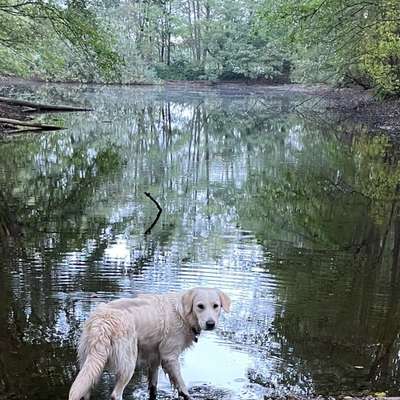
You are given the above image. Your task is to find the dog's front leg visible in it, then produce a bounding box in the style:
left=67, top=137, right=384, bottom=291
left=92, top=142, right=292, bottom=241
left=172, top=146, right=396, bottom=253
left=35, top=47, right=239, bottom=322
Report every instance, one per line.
left=161, top=358, right=191, bottom=400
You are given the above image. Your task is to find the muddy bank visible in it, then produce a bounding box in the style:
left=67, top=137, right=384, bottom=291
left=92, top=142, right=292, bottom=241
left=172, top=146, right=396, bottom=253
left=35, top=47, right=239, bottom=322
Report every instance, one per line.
left=0, top=101, right=28, bottom=120
left=0, top=103, right=30, bottom=134
left=0, top=79, right=31, bottom=133
left=282, top=84, right=400, bottom=137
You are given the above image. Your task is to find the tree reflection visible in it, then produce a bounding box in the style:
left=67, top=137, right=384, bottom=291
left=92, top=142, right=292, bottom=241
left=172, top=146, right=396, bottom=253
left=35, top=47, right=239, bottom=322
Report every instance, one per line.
left=238, top=129, right=400, bottom=394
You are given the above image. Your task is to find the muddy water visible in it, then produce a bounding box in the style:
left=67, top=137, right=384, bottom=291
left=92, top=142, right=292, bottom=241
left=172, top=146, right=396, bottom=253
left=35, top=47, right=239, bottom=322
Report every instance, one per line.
left=0, top=83, right=400, bottom=400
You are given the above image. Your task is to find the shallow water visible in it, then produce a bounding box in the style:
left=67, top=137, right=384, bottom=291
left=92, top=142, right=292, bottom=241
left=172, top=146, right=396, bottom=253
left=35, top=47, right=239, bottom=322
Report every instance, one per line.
left=1, top=83, right=400, bottom=400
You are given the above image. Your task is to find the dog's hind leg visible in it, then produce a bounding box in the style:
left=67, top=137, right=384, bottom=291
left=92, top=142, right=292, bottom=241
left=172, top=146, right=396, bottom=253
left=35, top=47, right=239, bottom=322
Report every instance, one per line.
left=148, top=358, right=160, bottom=400
left=110, top=336, right=138, bottom=400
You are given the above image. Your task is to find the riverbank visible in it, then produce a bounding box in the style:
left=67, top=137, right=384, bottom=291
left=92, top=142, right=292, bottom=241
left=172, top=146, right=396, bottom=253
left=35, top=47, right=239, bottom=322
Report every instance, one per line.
left=0, top=101, right=29, bottom=134
left=302, top=85, right=400, bottom=136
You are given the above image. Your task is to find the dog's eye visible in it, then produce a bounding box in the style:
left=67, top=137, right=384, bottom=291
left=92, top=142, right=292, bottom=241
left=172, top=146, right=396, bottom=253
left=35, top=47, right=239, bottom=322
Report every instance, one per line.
left=197, top=304, right=205, bottom=310
left=213, top=304, right=219, bottom=309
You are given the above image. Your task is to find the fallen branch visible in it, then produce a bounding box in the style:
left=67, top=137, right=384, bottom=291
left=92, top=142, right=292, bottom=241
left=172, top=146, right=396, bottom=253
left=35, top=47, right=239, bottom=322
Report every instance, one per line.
left=6, top=127, right=42, bottom=135
left=144, top=192, right=162, bottom=235
left=0, top=96, right=93, bottom=112
left=0, top=117, right=63, bottom=131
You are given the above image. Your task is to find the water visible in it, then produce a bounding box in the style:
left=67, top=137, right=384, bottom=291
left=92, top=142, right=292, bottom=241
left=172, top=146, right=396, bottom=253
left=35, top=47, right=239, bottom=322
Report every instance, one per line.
left=1, top=82, right=400, bottom=400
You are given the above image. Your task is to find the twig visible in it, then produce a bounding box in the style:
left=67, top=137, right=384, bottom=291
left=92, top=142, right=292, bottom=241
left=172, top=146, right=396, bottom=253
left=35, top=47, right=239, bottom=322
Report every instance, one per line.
left=144, top=192, right=162, bottom=235
left=293, top=89, right=336, bottom=110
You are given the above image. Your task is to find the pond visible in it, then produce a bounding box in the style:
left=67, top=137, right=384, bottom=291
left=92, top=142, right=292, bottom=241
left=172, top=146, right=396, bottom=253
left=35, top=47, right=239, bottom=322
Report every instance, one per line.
left=0, top=82, right=400, bottom=400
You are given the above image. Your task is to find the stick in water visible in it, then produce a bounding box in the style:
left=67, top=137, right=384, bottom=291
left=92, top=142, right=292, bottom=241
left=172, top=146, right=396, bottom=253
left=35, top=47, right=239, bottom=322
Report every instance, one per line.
left=144, top=192, right=162, bottom=235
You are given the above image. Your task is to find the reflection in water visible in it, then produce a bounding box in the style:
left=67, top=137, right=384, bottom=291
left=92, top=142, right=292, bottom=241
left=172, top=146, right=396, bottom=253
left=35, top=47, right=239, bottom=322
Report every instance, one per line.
left=0, top=84, right=400, bottom=399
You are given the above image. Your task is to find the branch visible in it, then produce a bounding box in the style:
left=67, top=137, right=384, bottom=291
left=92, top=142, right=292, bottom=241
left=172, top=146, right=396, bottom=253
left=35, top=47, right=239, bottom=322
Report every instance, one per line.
left=302, top=0, right=329, bottom=20
left=0, top=96, right=93, bottom=112
left=144, top=192, right=162, bottom=235
left=0, top=117, right=63, bottom=131
left=0, top=1, right=38, bottom=9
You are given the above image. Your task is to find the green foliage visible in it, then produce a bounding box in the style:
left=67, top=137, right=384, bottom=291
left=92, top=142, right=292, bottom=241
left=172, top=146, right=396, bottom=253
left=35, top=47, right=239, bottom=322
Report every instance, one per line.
left=0, top=0, right=122, bottom=82
left=0, top=0, right=291, bottom=83
left=99, top=0, right=291, bottom=82
left=155, top=61, right=206, bottom=80
left=200, top=0, right=289, bottom=81
left=3, top=0, right=399, bottom=90
left=361, top=19, right=400, bottom=96
left=258, top=0, right=400, bottom=96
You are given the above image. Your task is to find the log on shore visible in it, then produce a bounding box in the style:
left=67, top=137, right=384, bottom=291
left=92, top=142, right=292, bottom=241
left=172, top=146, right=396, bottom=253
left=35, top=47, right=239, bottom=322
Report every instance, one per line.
left=0, top=96, right=93, bottom=112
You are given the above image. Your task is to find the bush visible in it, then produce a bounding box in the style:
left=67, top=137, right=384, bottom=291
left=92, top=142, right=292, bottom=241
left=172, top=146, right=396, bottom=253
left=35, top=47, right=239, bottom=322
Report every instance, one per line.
left=155, top=61, right=207, bottom=80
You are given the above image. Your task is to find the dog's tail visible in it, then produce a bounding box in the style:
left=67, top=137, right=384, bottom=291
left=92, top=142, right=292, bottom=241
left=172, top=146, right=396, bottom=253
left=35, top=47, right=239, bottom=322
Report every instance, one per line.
left=68, top=310, right=116, bottom=400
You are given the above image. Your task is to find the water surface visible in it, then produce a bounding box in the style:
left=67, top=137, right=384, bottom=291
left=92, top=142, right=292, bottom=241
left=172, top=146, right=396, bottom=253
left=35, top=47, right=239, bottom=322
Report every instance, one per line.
left=1, top=83, right=400, bottom=400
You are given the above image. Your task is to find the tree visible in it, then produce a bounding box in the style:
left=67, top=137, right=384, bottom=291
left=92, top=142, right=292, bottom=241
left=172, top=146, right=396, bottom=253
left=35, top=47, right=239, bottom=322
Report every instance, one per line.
left=258, top=0, right=400, bottom=96
left=0, top=0, right=121, bottom=81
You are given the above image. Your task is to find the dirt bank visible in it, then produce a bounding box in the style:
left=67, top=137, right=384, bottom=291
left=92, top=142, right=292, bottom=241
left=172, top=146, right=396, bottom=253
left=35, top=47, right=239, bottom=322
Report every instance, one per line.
left=303, top=85, right=400, bottom=136
left=0, top=76, right=30, bottom=132
left=0, top=102, right=30, bottom=134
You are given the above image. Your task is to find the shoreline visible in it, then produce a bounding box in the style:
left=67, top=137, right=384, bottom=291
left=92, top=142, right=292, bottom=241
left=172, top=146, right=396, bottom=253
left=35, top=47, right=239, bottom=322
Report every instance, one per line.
left=301, top=86, right=400, bottom=136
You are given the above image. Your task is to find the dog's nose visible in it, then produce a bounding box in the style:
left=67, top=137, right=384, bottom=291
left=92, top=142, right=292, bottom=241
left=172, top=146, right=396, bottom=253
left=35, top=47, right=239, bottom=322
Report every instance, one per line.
left=205, top=320, right=215, bottom=330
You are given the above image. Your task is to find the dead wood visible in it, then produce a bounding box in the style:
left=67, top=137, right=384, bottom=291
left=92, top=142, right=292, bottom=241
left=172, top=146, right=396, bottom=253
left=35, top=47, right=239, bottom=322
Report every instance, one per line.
left=144, top=192, right=163, bottom=234
left=0, top=96, right=93, bottom=112
left=0, top=117, right=63, bottom=131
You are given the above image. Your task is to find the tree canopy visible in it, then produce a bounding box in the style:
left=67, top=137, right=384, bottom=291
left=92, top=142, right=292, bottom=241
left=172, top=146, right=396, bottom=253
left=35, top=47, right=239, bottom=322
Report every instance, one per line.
left=0, top=0, right=121, bottom=81
left=259, top=0, right=400, bottom=96
left=1, top=0, right=400, bottom=96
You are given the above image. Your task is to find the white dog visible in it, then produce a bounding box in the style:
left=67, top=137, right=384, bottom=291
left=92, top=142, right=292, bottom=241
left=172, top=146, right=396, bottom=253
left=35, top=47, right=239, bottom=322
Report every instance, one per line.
left=69, top=287, right=231, bottom=400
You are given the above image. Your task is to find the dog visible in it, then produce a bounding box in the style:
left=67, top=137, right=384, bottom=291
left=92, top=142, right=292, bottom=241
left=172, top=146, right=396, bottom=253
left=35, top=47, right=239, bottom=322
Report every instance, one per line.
left=68, top=287, right=231, bottom=400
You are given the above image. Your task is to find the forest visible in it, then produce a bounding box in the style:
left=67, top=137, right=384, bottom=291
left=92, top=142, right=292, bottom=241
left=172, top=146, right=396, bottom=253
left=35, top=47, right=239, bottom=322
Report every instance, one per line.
left=1, top=0, right=400, bottom=96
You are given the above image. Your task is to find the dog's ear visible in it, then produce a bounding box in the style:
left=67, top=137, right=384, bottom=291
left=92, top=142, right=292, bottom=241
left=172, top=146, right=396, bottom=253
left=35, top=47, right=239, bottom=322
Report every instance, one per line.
left=217, top=289, right=231, bottom=312
left=178, top=288, right=195, bottom=317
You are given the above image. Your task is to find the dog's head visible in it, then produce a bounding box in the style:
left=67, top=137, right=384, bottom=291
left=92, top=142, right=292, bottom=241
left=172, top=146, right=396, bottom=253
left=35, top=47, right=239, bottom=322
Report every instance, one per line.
left=178, top=287, right=231, bottom=333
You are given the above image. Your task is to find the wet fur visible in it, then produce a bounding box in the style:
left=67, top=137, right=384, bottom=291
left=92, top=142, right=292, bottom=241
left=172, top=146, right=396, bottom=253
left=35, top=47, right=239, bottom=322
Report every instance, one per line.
left=68, top=288, right=231, bottom=400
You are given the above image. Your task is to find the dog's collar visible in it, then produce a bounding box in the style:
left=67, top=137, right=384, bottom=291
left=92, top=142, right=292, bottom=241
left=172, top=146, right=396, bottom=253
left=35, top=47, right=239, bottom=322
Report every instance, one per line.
left=192, top=327, right=201, bottom=342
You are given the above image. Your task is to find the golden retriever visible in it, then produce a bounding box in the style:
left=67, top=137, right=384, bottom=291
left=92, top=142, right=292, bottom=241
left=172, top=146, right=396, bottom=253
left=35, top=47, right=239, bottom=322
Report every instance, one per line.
left=69, top=287, right=231, bottom=400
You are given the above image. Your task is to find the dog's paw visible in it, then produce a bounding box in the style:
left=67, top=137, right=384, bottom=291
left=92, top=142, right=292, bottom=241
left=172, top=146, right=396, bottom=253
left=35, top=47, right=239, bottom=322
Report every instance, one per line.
left=178, top=391, right=191, bottom=400
left=149, top=385, right=157, bottom=400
